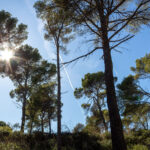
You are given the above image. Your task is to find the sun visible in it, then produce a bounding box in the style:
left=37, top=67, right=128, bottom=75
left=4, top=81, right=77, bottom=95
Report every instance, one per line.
left=1, top=50, right=13, bottom=61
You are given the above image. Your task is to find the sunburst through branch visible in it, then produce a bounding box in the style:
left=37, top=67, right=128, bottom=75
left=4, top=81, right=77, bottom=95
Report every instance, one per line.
left=1, top=50, right=13, bottom=61
left=0, top=43, right=25, bottom=73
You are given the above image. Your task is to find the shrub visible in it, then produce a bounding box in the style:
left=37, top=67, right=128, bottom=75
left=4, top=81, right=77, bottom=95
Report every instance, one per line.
left=0, top=126, right=12, bottom=137
left=0, top=142, right=22, bottom=150
left=128, top=144, right=148, bottom=150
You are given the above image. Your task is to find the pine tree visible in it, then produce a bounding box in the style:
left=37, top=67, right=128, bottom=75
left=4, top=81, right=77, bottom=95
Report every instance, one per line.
left=34, top=1, right=73, bottom=149
left=53, top=1, right=150, bottom=149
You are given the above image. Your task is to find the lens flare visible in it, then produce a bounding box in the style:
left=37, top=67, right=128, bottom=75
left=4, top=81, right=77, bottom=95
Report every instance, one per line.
left=1, top=50, right=13, bottom=61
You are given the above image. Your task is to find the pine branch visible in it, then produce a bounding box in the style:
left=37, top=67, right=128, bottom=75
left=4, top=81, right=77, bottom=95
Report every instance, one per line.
left=63, top=46, right=102, bottom=65
left=110, top=35, right=134, bottom=50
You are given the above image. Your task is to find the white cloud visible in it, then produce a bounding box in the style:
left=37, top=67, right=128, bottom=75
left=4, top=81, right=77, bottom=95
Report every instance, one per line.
left=37, top=20, right=56, bottom=61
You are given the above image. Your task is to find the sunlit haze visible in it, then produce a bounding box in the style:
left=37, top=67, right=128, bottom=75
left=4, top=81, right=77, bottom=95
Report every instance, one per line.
left=1, top=50, right=13, bottom=61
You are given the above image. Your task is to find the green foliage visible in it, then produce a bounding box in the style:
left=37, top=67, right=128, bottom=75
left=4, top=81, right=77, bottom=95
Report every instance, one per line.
left=60, top=132, right=101, bottom=150
left=129, top=145, right=148, bottom=150
left=0, top=10, right=28, bottom=78
left=74, top=88, right=84, bottom=99
left=12, top=123, right=20, bottom=131
left=74, top=72, right=108, bottom=132
left=0, top=121, right=12, bottom=136
left=100, top=139, right=112, bottom=150
left=0, top=10, right=28, bottom=47
left=31, top=60, right=56, bottom=85
left=124, top=104, right=150, bottom=130
left=0, top=143, right=22, bottom=150
left=74, top=72, right=110, bottom=108
left=44, top=1, right=150, bottom=149
left=0, top=132, right=103, bottom=150
left=117, top=75, right=143, bottom=102
left=126, top=130, right=150, bottom=147
left=82, top=110, right=109, bottom=135
left=4, top=44, right=56, bottom=133
left=0, top=121, right=7, bottom=127
left=73, top=123, right=84, bottom=133
left=74, top=72, right=106, bottom=109
left=0, top=130, right=150, bottom=150
left=117, top=75, right=150, bottom=130
left=7, top=45, right=42, bottom=132
left=8, top=44, right=42, bottom=88
left=34, top=0, right=74, bottom=53
left=1, top=2, right=150, bottom=150
left=131, top=53, right=150, bottom=101
left=34, top=2, right=74, bottom=148
left=131, top=53, right=150, bottom=79
left=0, top=126, right=12, bottom=133
left=27, top=82, right=57, bottom=133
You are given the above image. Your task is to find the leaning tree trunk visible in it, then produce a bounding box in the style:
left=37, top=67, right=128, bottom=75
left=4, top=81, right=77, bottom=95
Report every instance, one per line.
left=101, top=25, right=127, bottom=150
left=103, top=47, right=126, bottom=150
left=98, top=1, right=127, bottom=150
left=95, top=98, right=108, bottom=132
left=21, top=98, right=26, bottom=133
left=56, top=43, right=61, bottom=150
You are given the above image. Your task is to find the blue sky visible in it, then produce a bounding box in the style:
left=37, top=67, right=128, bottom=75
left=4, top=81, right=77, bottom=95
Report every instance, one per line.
left=0, top=0, right=150, bottom=131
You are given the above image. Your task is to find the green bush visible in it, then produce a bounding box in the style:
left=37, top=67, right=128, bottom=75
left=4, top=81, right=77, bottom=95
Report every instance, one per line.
left=125, top=130, right=150, bottom=147
left=0, top=142, right=22, bottom=150
left=0, top=126, right=12, bottom=137
left=0, top=126, right=12, bottom=133
left=101, top=132, right=111, bottom=140
left=0, top=130, right=150, bottom=150
left=100, top=139, right=112, bottom=150
left=128, top=144, right=148, bottom=150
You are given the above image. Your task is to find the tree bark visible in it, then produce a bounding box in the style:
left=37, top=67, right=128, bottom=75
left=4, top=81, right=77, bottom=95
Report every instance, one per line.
left=20, top=70, right=29, bottom=133
left=98, top=1, right=127, bottom=149
left=56, top=43, right=61, bottom=150
left=21, top=98, right=26, bottom=133
left=41, top=114, right=44, bottom=134
left=95, top=98, right=108, bottom=132
left=29, top=120, right=33, bottom=135
left=103, top=47, right=126, bottom=150
left=49, top=117, right=52, bottom=134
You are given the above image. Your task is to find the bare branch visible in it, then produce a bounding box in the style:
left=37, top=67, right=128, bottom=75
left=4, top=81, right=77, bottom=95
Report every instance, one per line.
left=137, top=84, right=150, bottom=99
left=109, top=1, right=149, bottom=40
left=72, top=0, right=100, bottom=31
left=63, top=46, right=102, bottom=65
left=107, top=0, right=126, bottom=17
left=110, top=35, right=134, bottom=50
left=84, top=20, right=101, bottom=37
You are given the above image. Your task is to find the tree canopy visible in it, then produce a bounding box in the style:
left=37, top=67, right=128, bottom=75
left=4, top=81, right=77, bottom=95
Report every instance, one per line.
left=0, top=1, right=150, bottom=150
left=0, top=10, right=27, bottom=48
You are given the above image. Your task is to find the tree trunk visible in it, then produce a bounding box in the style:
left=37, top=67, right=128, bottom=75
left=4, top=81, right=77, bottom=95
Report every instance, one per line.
left=56, top=43, right=61, bottom=150
left=49, top=117, right=51, bottom=134
left=96, top=1, right=127, bottom=149
left=21, top=98, right=26, bottom=133
left=95, top=98, right=108, bottom=131
left=41, top=114, right=44, bottom=134
left=20, top=70, right=29, bottom=133
left=146, top=117, right=149, bottom=130
left=103, top=48, right=126, bottom=150
left=29, top=120, right=33, bottom=135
